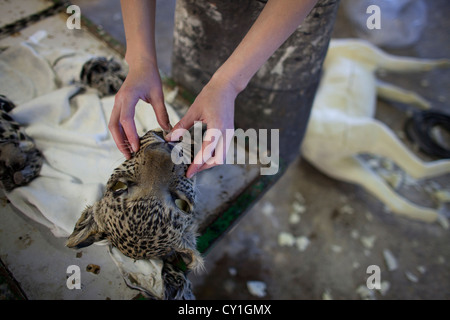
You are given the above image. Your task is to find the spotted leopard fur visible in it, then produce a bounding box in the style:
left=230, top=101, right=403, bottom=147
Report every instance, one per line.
left=67, top=129, right=201, bottom=299
left=80, top=57, right=127, bottom=97
left=0, top=95, right=43, bottom=192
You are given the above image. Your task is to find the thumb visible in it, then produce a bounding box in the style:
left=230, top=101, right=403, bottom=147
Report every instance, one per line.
left=165, top=110, right=198, bottom=142
left=150, top=91, right=171, bottom=132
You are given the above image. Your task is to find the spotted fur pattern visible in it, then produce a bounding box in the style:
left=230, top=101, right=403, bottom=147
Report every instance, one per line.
left=67, top=129, right=201, bottom=299
left=0, top=95, right=43, bottom=192
left=80, top=57, right=127, bottom=97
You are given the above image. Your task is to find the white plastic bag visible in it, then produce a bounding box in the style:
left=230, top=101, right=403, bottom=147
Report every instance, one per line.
left=342, top=0, right=427, bottom=48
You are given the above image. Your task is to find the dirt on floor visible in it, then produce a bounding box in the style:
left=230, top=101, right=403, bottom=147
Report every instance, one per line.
left=188, top=0, right=450, bottom=300
left=45, top=0, right=450, bottom=300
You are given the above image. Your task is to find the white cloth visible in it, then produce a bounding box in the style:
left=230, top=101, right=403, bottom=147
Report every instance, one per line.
left=1, top=40, right=179, bottom=237
left=0, top=37, right=180, bottom=298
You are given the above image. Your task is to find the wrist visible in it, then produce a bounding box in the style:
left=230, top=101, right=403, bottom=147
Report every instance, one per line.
left=211, top=66, right=249, bottom=96
left=208, top=71, right=243, bottom=100
left=125, top=47, right=157, bottom=70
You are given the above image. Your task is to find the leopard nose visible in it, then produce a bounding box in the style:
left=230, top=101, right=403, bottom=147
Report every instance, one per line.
left=144, top=141, right=174, bottom=154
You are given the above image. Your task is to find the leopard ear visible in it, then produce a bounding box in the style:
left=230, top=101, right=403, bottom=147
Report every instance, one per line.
left=66, top=206, right=106, bottom=249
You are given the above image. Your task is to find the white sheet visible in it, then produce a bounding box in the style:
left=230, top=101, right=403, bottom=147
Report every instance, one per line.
left=1, top=40, right=179, bottom=237
left=0, top=36, right=180, bottom=298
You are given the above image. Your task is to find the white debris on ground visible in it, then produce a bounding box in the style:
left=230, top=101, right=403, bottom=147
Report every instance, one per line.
left=379, top=281, right=390, bottom=296
left=360, top=235, right=376, bottom=249
left=356, top=280, right=391, bottom=300
left=330, top=245, right=343, bottom=254
left=276, top=191, right=311, bottom=252
left=247, top=281, right=267, bottom=298
left=356, top=285, right=376, bottom=300
left=289, top=212, right=301, bottom=224
left=295, top=236, right=310, bottom=252
left=228, top=267, right=237, bottom=276
left=261, top=201, right=275, bottom=216
left=277, top=232, right=310, bottom=252
left=364, top=155, right=404, bottom=190
left=365, top=211, right=374, bottom=221
left=417, top=265, right=427, bottom=274
left=275, top=187, right=444, bottom=300
left=383, top=249, right=399, bottom=271
left=289, top=192, right=306, bottom=225
left=278, top=232, right=296, bottom=247
left=260, top=201, right=280, bottom=228
left=405, top=271, right=419, bottom=283
left=437, top=214, right=449, bottom=230
left=322, top=288, right=333, bottom=300
left=338, top=204, right=355, bottom=215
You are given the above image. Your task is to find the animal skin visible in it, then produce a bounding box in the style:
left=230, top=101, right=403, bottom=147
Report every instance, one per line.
left=67, top=129, right=201, bottom=299
left=301, top=39, right=450, bottom=222
left=0, top=95, right=43, bottom=191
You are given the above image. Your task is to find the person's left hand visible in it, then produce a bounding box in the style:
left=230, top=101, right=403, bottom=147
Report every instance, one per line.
left=165, top=77, right=237, bottom=178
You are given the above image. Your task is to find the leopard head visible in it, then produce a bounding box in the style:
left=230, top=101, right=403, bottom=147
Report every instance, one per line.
left=66, top=129, right=202, bottom=271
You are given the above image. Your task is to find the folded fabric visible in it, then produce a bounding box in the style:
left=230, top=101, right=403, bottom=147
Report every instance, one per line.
left=0, top=36, right=180, bottom=298
left=2, top=42, right=179, bottom=237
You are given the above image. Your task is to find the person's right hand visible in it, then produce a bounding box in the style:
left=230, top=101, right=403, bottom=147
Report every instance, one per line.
left=109, top=58, right=171, bottom=159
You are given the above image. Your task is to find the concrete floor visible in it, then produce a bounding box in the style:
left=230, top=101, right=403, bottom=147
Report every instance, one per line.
left=2, top=0, right=449, bottom=299
left=191, top=2, right=450, bottom=299
left=72, top=0, right=450, bottom=300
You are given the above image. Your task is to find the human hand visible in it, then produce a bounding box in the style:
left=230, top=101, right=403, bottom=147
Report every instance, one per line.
left=109, top=59, right=171, bottom=159
left=165, top=77, right=237, bottom=178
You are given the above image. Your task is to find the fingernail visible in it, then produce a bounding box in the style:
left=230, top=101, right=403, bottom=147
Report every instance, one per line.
left=187, top=169, right=198, bottom=179
left=165, top=131, right=172, bottom=141
left=131, top=142, right=139, bottom=153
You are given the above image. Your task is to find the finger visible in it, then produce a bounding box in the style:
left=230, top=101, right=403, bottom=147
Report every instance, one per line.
left=119, top=97, right=140, bottom=153
left=186, top=144, right=216, bottom=179
left=192, top=159, right=217, bottom=174
left=165, top=110, right=198, bottom=142
left=187, top=127, right=234, bottom=177
left=151, top=93, right=172, bottom=132
left=186, top=159, right=203, bottom=179
left=109, top=99, right=133, bottom=159
left=186, top=128, right=223, bottom=178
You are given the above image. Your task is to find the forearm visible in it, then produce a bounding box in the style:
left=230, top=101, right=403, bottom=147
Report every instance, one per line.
left=120, top=0, right=158, bottom=65
left=214, top=0, right=318, bottom=93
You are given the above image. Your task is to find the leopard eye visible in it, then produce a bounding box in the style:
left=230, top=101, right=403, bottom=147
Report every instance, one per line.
left=111, top=180, right=127, bottom=195
left=175, top=198, right=190, bottom=213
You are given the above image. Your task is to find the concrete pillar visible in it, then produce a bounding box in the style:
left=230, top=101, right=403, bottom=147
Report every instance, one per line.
left=171, top=0, right=340, bottom=165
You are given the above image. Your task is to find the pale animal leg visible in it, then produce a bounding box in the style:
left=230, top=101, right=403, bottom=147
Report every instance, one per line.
left=376, top=80, right=430, bottom=110
left=317, top=156, right=438, bottom=222
left=372, top=47, right=450, bottom=72
left=346, top=120, right=450, bottom=180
